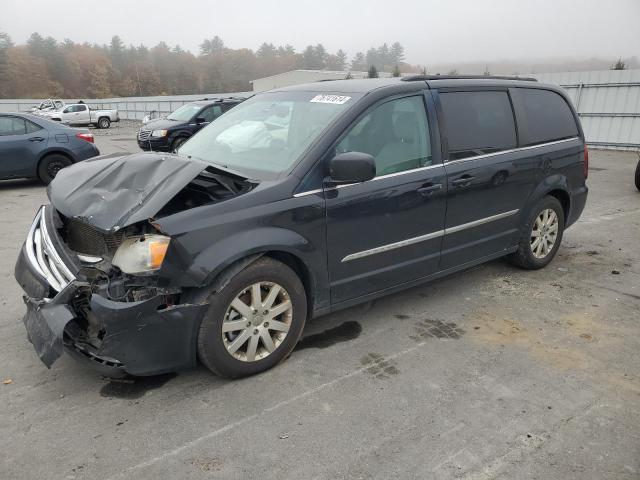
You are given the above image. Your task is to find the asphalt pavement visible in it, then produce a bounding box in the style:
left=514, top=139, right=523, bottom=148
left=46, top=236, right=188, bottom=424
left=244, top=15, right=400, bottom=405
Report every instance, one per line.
left=1, top=128, right=638, bottom=479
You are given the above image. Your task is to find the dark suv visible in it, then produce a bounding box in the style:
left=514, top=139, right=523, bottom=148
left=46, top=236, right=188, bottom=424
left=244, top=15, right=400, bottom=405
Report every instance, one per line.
left=137, top=97, right=244, bottom=152
left=15, top=76, right=588, bottom=379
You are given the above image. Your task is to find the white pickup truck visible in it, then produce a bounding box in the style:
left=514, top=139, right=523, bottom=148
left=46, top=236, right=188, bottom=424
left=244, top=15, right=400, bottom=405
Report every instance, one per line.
left=45, top=103, right=120, bottom=129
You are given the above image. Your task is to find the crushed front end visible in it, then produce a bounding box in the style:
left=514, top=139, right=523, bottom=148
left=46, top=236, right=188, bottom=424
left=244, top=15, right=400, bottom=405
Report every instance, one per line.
left=15, top=204, right=207, bottom=377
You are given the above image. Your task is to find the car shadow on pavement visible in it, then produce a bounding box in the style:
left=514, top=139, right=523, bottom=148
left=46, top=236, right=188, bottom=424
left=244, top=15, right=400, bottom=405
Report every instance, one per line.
left=0, top=178, right=44, bottom=190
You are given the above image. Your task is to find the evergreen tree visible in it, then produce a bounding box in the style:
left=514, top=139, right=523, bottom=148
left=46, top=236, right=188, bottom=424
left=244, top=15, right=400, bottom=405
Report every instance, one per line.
left=368, top=65, right=379, bottom=78
left=351, top=52, right=366, bottom=71
left=611, top=57, right=627, bottom=70
left=392, top=64, right=401, bottom=77
left=391, top=42, right=405, bottom=64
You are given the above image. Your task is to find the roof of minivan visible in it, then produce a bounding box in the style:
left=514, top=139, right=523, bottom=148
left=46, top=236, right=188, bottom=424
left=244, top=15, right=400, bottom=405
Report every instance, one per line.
left=274, top=77, right=559, bottom=94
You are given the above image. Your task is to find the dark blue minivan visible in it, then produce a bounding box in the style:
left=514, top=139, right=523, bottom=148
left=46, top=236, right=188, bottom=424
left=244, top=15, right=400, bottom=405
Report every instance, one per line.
left=15, top=76, right=588, bottom=379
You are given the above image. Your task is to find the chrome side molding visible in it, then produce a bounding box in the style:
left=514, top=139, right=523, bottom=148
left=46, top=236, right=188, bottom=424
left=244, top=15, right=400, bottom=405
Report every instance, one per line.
left=342, top=209, right=519, bottom=262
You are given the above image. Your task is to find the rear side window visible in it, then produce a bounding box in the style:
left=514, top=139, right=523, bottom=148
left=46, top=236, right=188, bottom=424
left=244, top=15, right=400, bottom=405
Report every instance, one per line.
left=517, top=88, right=579, bottom=145
left=25, top=120, right=42, bottom=133
left=440, top=91, right=517, bottom=160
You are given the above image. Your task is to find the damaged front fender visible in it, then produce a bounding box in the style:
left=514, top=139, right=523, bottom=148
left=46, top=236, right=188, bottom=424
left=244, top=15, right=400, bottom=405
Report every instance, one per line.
left=85, top=294, right=208, bottom=376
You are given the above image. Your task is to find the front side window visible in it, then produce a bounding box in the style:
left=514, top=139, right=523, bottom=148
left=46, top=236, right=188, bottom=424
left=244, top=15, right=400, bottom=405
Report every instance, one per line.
left=517, top=88, right=579, bottom=145
left=0, top=116, right=26, bottom=136
left=440, top=91, right=517, bottom=160
left=200, top=105, right=223, bottom=122
left=336, top=95, right=432, bottom=176
left=179, top=91, right=361, bottom=180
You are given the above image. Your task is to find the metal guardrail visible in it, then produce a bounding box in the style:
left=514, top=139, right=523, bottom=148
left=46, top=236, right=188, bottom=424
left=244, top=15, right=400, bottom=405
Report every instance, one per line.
left=0, top=92, right=253, bottom=121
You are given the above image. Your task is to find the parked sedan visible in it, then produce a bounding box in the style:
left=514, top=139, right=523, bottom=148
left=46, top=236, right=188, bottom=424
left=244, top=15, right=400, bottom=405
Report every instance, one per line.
left=0, top=113, right=100, bottom=184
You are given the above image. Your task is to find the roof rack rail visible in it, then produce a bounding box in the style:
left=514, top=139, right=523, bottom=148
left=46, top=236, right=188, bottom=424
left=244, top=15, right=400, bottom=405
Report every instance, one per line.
left=401, top=74, right=537, bottom=82
left=201, top=96, right=245, bottom=102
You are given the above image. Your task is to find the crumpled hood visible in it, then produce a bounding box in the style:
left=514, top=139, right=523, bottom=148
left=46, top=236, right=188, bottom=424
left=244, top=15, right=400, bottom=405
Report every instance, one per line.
left=49, top=153, right=208, bottom=232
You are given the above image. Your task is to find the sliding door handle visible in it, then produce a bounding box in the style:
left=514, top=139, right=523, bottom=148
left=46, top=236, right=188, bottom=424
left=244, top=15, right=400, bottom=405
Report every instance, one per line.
left=452, top=176, right=474, bottom=187
left=417, top=183, right=442, bottom=196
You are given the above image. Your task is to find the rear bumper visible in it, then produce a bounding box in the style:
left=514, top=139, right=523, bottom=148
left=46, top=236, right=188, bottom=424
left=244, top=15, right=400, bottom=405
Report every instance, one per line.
left=14, top=206, right=208, bottom=377
left=567, top=185, right=588, bottom=228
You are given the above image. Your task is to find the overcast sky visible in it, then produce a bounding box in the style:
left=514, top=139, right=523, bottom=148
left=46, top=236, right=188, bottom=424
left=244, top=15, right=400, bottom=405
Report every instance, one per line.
left=2, top=0, right=639, bottom=64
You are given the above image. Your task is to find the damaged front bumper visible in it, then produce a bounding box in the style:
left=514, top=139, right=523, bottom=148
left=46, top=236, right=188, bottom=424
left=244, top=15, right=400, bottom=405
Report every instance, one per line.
left=14, top=206, right=208, bottom=377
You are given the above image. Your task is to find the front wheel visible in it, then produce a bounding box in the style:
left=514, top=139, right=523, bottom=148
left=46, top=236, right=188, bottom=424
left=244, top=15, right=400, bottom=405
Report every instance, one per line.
left=635, top=157, right=640, bottom=191
left=97, top=117, right=111, bottom=129
left=509, top=195, right=565, bottom=270
left=197, top=257, right=307, bottom=378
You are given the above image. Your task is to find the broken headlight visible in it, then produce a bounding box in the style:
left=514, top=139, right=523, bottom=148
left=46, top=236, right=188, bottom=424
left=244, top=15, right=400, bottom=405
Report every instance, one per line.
left=112, top=234, right=170, bottom=275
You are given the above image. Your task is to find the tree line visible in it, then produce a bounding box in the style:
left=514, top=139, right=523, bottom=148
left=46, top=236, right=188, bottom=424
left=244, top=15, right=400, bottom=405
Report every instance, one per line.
left=0, top=33, right=421, bottom=99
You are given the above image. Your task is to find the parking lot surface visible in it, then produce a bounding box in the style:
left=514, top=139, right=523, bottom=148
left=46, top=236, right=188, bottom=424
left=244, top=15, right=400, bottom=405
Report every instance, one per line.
left=1, top=129, right=639, bottom=479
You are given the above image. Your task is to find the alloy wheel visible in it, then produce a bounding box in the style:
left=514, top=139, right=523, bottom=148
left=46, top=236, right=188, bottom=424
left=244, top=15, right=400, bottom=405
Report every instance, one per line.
left=221, top=281, right=293, bottom=362
left=530, top=208, right=559, bottom=259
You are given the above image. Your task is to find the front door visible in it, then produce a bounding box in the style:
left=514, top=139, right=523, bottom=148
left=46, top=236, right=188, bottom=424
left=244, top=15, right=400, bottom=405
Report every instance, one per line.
left=325, top=94, right=447, bottom=304
left=436, top=89, right=535, bottom=269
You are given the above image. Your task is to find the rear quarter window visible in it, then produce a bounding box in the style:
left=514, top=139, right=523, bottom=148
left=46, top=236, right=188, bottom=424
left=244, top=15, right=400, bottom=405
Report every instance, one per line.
left=439, top=91, right=517, bottom=160
left=516, top=88, right=579, bottom=145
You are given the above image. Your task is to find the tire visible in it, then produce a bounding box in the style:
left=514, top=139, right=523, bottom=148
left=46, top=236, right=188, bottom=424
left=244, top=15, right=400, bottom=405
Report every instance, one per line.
left=635, top=158, right=640, bottom=191
left=197, top=257, right=307, bottom=378
left=37, top=154, right=73, bottom=185
left=509, top=195, right=565, bottom=270
left=97, top=117, right=110, bottom=129
left=172, top=137, right=187, bottom=152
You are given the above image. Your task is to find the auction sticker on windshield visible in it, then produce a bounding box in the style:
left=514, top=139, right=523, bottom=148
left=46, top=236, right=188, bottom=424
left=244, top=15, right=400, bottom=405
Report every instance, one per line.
left=310, top=94, right=351, bottom=105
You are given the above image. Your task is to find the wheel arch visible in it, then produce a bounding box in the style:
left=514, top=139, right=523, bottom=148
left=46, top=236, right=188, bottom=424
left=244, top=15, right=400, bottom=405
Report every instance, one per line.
left=162, top=227, right=325, bottom=318
left=36, top=149, right=75, bottom=174
left=522, top=174, right=571, bottom=226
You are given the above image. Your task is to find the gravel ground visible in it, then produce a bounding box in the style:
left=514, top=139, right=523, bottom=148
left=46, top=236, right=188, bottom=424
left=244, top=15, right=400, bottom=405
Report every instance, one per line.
left=0, top=138, right=639, bottom=479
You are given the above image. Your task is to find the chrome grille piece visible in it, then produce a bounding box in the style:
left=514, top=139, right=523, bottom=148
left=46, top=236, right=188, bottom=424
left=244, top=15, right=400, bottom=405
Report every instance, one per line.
left=26, top=206, right=76, bottom=294
left=138, top=129, right=151, bottom=141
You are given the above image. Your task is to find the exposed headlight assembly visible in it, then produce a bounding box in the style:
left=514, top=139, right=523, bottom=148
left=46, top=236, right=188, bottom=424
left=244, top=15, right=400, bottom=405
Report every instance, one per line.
left=112, top=235, right=170, bottom=274
left=151, top=129, right=168, bottom=137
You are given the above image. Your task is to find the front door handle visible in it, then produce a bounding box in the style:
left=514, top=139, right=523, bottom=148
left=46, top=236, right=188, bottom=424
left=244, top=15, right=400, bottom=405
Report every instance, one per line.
left=417, top=183, right=442, bottom=196
left=29, top=137, right=44, bottom=142
left=452, top=176, right=474, bottom=187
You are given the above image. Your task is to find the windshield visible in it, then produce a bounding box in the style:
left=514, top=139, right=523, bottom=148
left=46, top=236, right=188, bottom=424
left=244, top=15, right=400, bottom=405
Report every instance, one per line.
left=167, top=104, right=202, bottom=122
left=178, top=91, right=361, bottom=180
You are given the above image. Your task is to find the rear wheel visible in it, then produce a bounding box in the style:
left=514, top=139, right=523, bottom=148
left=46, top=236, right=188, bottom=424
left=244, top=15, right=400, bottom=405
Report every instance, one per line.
left=97, top=117, right=110, bottom=129
left=37, top=154, right=72, bottom=185
left=197, top=257, right=307, bottom=378
left=635, top=157, right=640, bottom=191
left=509, top=195, right=565, bottom=270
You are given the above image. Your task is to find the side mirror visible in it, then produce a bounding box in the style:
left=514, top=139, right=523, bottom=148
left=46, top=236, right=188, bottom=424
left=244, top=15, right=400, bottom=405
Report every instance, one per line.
left=329, top=152, right=376, bottom=183
left=195, top=117, right=206, bottom=125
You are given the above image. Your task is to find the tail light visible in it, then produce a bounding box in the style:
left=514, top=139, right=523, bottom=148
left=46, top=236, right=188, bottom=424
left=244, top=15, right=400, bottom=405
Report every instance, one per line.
left=583, top=144, right=589, bottom=179
left=76, top=132, right=94, bottom=144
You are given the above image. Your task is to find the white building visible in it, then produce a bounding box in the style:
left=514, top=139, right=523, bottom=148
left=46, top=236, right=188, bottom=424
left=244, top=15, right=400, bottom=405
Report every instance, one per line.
left=251, top=69, right=393, bottom=92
